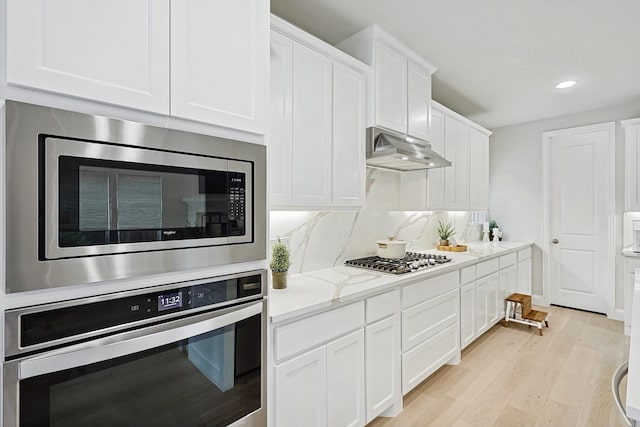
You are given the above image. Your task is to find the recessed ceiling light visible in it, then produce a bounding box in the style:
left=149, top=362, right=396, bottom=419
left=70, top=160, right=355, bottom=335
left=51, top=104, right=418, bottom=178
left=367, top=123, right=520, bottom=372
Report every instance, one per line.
left=428, top=162, right=435, bottom=166
left=401, top=156, right=409, bottom=160
left=555, top=80, right=577, bottom=89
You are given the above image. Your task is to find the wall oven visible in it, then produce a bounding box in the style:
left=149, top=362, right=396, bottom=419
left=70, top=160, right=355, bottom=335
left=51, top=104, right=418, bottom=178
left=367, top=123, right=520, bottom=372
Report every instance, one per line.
left=3, top=270, right=267, bottom=427
left=5, top=101, right=266, bottom=292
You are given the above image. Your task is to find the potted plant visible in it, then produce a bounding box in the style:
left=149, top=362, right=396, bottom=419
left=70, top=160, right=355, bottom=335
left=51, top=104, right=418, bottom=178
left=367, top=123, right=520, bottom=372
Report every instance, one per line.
left=437, top=221, right=456, bottom=246
left=270, top=238, right=290, bottom=289
left=489, top=220, right=498, bottom=241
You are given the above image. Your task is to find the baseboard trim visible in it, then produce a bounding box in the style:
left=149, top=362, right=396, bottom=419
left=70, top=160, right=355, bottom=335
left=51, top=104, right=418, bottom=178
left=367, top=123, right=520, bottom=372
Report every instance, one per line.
left=607, top=308, right=625, bottom=322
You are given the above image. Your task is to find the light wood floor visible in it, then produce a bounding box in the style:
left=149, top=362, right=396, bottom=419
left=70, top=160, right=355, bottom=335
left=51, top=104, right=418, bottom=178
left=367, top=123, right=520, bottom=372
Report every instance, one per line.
left=368, top=305, right=630, bottom=427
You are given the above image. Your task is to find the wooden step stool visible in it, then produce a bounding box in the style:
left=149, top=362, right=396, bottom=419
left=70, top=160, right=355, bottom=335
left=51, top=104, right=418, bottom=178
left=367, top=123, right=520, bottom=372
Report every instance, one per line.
left=504, top=293, right=549, bottom=336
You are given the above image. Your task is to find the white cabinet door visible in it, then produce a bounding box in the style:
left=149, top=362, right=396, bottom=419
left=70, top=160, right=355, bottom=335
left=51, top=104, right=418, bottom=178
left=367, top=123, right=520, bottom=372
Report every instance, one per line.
left=624, top=121, right=640, bottom=211
left=517, top=258, right=532, bottom=295
left=460, top=281, right=476, bottom=349
left=268, top=30, right=293, bottom=205
left=499, top=265, right=517, bottom=317
left=427, top=108, right=446, bottom=209
left=291, top=43, right=332, bottom=206
left=7, top=0, right=170, bottom=113
left=469, top=128, right=489, bottom=210
left=171, top=0, right=268, bottom=133
left=332, top=62, right=366, bottom=207
left=407, top=60, right=432, bottom=141
left=487, top=272, right=500, bottom=326
left=365, top=315, right=400, bottom=423
left=275, top=347, right=327, bottom=427
left=443, top=116, right=470, bottom=209
left=476, top=276, right=489, bottom=334
left=327, top=330, right=366, bottom=427
left=374, top=40, right=407, bottom=134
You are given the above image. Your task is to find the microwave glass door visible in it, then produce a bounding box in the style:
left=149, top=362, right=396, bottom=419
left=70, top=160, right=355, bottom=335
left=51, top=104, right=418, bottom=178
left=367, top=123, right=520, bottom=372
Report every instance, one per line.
left=43, top=137, right=252, bottom=259
left=18, top=313, right=262, bottom=427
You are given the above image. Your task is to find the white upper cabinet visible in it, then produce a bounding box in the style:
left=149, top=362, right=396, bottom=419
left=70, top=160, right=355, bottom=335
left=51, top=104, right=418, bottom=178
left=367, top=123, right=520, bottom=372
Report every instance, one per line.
left=268, top=30, right=294, bottom=205
left=171, top=0, right=268, bottom=134
left=407, top=60, right=432, bottom=141
left=426, top=108, right=446, bottom=209
left=623, top=118, right=640, bottom=211
left=269, top=16, right=367, bottom=209
left=6, top=0, right=269, bottom=134
left=427, top=102, right=491, bottom=211
left=469, top=128, right=490, bottom=210
left=373, top=40, right=408, bottom=134
left=337, top=25, right=436, bottom=140
left=291, top=43, right=333, bottom=206
left=6, top=0, right=170, bottom=113
left=443, top=115, right=470, bottom=209
left=333, top=62, right=366, bottom=206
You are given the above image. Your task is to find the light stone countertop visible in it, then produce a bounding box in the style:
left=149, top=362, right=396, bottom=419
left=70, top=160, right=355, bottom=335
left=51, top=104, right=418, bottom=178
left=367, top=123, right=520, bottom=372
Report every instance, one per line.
left=269, top=241, right=533, bottom=324
left=622, top=246, right=640, bottom=258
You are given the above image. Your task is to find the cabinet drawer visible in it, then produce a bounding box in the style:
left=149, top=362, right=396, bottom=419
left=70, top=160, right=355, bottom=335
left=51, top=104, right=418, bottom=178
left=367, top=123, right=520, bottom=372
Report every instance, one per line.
left=476, top=258, right=499, bottom=278
left=402, top=271, right=459, bottom=309
left=402, top=289, right=459, bottom=351
left=366, top=289, right=400, bottom=324
left=275, top=301, right=364, bottom=361
left=518, top=246, right=532, bottom=261
left=460, top=265, right=476, bottom=285
left=401, top=323, right=459, bottom=395
left=499, top=253, right=517, bottom=269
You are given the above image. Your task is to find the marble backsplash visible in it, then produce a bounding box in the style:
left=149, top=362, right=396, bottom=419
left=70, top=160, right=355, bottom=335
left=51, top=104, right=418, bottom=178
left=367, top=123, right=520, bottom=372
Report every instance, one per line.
left=270, top=168, right=486, bottom=274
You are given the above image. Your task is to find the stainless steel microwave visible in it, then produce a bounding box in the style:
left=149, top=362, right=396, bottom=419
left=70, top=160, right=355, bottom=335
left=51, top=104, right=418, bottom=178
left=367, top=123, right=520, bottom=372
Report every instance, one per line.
left=4, top=101, right=267, bottom=293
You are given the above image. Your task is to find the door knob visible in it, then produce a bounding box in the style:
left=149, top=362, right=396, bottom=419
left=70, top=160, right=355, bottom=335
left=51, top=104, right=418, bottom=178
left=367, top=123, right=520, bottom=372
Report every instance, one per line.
left=552, top=239, right=559, bottom=244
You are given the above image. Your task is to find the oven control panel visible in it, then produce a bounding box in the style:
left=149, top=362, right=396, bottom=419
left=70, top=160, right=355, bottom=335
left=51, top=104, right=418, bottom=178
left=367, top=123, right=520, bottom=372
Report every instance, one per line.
left=17, top=273, right=264, bottom=350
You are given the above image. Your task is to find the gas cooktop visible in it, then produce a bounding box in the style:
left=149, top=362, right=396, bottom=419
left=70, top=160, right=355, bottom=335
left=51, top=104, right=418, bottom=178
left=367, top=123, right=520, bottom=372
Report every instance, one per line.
left=345, top=252, right=452, bottom=274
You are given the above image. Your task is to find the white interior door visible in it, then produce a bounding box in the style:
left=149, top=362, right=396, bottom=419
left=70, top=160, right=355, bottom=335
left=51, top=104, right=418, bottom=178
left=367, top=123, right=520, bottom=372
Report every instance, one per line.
left=545, top=123, right=614, bottom=313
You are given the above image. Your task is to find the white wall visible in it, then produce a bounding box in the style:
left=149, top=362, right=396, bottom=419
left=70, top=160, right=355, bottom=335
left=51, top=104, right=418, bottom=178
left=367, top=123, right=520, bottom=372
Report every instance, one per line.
left=490, top=99, right=640, bottom=311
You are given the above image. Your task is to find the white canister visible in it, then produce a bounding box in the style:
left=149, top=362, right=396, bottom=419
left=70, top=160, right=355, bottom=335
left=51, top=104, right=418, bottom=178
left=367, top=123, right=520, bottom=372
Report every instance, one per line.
left=376, top=237, right=407, bottom=259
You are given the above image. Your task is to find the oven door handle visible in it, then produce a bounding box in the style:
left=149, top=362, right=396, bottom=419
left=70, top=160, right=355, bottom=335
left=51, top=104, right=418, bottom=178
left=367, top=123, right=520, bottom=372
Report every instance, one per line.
left=18, top=300, right=263, bottom=380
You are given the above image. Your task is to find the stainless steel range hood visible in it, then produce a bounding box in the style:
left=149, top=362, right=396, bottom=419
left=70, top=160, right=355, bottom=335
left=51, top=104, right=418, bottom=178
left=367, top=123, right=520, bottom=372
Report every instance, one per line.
left=366, top=127, right=451, bottom=171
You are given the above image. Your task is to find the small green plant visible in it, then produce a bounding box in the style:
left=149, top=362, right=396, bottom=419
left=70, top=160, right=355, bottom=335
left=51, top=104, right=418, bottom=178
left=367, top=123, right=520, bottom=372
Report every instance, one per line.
left=270, top=238, right=290, bottom=273
left=437, top=221, right=456, bottom=240
left=489, top=220, right=498, bottom=230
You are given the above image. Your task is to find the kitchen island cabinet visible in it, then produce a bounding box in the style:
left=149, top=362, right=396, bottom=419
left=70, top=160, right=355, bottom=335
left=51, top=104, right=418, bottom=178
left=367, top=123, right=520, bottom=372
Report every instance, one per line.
left=270, top=242, right=533, bottom=424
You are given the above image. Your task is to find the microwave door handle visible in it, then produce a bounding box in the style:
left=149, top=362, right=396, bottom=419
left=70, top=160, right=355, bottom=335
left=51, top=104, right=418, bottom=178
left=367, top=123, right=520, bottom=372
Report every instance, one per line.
left=18, top=300, right=263, bottom=380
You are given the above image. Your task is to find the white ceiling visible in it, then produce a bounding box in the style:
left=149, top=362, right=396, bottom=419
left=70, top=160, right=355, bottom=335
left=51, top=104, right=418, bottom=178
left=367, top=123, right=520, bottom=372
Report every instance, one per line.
left=270, top=0, right=640, bottom=130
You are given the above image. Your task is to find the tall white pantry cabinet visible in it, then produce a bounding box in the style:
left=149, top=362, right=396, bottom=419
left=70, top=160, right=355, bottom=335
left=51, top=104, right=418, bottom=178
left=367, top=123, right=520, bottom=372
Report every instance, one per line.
left=5, top=0, right=269, bottom=135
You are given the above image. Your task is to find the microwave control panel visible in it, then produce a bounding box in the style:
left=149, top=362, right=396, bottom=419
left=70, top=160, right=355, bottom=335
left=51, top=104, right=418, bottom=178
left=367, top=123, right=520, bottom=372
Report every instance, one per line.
left=228, top=172, right=246, bottom=236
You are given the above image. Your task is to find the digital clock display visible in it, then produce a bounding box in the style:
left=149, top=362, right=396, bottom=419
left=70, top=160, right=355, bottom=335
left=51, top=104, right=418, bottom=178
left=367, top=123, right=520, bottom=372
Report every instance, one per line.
left=158, top=291, right=183, bottom=311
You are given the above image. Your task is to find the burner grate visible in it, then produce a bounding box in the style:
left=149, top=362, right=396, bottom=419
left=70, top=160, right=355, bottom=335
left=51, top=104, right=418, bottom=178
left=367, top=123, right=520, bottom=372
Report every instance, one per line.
left=345, top=252, right=452, bottom=274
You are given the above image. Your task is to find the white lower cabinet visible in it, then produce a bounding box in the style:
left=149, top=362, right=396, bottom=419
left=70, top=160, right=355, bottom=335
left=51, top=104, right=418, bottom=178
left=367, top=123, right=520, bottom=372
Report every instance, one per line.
left=275, top=330, right=365, bottom=427
left=476, top=272, right=499, bottom=334
left=275, top=346, right=327, bottom=427
left=460, top=281, right=476, bottom=349
left=517, top=247, right=533, bottom=295
left=402, top=323, right=459, bottom=394
left=327, top=330, right=366, bottom=427
left=401, top=283, right=460, bottom=395
left=365, top=314, right=400, bottom=423
left=499, top=265, right=517, bottom=317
